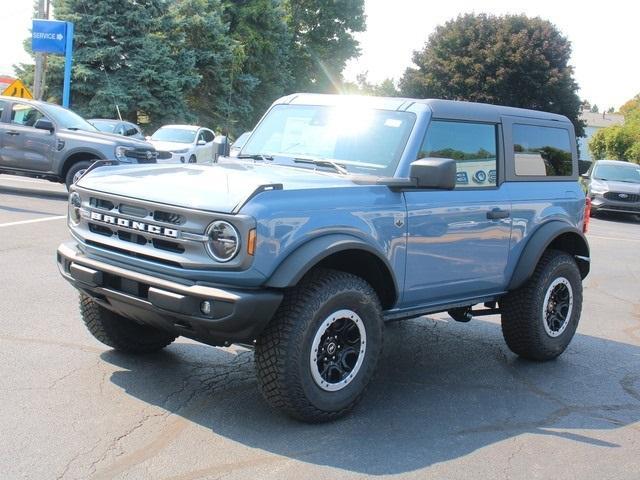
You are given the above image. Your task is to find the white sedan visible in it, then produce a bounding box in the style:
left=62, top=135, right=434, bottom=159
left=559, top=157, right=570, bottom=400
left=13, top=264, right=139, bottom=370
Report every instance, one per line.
left=149, top=125, right=216, bottom=164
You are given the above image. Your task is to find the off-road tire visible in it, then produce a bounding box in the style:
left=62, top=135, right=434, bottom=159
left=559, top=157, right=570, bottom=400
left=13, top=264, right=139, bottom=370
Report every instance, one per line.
left=501, top=249, right=583, bottom=361
left=80, top=294, right=176, bottom=353
left=255, top=269, right=384, bottom=422
left=65, top=160, right=94, bottom=190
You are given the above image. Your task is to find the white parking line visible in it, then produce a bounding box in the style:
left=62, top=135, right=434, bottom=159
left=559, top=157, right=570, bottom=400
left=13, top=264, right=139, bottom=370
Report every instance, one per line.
left=0, top=215, right=67, bottom=228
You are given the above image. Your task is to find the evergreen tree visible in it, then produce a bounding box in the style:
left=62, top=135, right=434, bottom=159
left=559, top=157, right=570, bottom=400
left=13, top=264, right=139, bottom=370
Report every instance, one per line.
left=21, top=0, right=200, bottom=130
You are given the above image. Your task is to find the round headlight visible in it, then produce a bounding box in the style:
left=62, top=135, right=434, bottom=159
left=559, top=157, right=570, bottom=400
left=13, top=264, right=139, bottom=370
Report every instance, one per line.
left=69, top=192, right=82, bottom=225
left=205, top=221, right=240, bottom=262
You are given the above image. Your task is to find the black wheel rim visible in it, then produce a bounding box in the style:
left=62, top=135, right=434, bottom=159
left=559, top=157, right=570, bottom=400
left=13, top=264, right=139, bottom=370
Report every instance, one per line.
left=310, top=309, right=366, bottom=391
left=543, top=277, right=573, bottom=337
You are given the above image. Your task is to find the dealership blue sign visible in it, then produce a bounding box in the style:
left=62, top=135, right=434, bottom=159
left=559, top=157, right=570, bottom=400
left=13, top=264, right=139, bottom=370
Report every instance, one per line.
left=32, top=20, right=68, bottom=54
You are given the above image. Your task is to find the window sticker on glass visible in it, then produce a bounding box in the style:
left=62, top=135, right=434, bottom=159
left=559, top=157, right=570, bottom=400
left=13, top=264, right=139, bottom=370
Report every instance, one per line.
left=384, top=119, right=403, bottom=128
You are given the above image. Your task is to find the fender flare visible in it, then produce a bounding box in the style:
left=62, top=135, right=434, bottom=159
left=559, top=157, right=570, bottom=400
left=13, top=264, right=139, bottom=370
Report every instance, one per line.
left=61, top=148, right=106, bottom=175
left=508, top=221, right=590, bottom=291
left=265, top=234, right=399, bottom=297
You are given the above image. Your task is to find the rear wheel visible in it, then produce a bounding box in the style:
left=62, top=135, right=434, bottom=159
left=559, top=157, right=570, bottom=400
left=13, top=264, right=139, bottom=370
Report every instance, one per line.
left=65, top=160, right=93, bottom=190
left=501, top=250, right=583, bottom=361
left=255, top=269, right=383, bottom=422
left=80, top=294, right=176, bottom=353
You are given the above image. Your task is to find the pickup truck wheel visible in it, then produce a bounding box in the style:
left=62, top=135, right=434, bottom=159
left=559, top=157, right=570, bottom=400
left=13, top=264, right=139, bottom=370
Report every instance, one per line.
left=255, top=269, right=383, bottom=422
left=65, top=160, right=93, bottom=190
left=501, top=250, right=582, bottom=361
left=79, top=294, right=177, bottom=353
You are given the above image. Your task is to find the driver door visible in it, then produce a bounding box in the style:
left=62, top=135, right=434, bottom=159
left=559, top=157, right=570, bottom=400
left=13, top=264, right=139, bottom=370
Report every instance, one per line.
left=3, top=102, right=55, bottom=172
left=403, top=120, right=512, bottom=306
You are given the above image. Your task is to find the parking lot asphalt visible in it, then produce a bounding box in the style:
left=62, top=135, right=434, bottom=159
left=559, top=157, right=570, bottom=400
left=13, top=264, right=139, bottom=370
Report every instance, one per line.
left=1, top=174, right=639, bottom=480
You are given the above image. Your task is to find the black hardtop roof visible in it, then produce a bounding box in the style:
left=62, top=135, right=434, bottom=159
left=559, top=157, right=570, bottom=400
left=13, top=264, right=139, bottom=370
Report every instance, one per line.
left=277, top=93, right=571, bottom=124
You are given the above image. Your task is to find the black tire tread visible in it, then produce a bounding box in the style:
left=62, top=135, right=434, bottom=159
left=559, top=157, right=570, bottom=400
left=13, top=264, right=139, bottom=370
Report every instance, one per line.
left=501, top=249, right=582, bottom=361
left=255, top=269, right=383, bottom=422
left=80, top=294, right=176, bottom=354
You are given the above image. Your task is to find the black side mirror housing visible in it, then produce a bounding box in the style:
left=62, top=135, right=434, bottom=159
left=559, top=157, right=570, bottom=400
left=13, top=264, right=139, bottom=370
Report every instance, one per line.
left=409, top=158, right=457, bottom=189
left=34, top=118, right=54, bottom=133
left=212, top=136, right=230, bottom=162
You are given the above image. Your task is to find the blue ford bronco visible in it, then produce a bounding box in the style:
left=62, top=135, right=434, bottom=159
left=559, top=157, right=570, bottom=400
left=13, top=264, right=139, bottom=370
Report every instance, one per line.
left=58, top=94, right=590, bottom=422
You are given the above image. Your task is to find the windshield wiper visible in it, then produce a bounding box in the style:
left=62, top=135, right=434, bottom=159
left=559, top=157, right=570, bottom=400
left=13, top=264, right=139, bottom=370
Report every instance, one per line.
left=293, top=157, right=348, bottom=175
left=237, top=154, right=274, bottom=161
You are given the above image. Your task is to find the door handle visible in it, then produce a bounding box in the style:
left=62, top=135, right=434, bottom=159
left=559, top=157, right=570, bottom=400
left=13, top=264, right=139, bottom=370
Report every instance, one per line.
left=486, top=208, right=510, bottom=220
left=5, top=130, right=19, bottom=136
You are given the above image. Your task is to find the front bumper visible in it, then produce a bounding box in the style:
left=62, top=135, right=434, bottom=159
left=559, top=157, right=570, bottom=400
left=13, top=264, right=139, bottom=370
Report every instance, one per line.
left=57, top=242, right=283, bottom=346
left=590, top=195, right=640, bottom=214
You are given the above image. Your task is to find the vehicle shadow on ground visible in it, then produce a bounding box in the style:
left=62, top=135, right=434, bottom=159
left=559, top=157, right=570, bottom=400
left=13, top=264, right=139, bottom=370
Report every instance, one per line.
left=101, top=316, right=640, bottom=475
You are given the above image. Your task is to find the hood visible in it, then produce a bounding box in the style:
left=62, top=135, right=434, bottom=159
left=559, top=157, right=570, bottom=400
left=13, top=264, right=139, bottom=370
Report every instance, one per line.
left=598, top=179, right=640, bottom=194
left=61, top=128, right=154, bottom=149
left=149, top=140, right=192, bottom=152
left=76, top=159, right=358, bottom=213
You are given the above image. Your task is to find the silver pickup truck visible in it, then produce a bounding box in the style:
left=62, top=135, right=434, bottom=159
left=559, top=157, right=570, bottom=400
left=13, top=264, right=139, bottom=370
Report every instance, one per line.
left=0, top=96, right=157, bottom=189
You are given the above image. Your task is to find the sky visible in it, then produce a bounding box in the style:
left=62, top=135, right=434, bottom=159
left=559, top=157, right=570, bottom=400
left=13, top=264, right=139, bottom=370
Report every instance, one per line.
left=1, top=0, right=638, bottom=110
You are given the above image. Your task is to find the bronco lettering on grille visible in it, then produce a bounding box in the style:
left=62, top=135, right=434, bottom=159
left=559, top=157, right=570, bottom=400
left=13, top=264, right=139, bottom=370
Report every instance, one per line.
left=90, top=212, right=179, bottom=238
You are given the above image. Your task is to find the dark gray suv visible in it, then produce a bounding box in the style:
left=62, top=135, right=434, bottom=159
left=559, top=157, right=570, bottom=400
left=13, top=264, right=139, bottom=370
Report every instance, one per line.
left=582, top=159, right=640, bottom=218
left=0, top=96, right=157, bottom=189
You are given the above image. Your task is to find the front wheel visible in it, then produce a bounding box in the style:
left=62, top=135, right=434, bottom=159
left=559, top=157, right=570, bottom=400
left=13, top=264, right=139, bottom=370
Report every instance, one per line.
left=80, top=295, right=176, bottom=353
left=65, top=160, right=93, bottom=190
left=501, top=250, right=583, bottom=361
left=255, top=269, right=383, bottom=422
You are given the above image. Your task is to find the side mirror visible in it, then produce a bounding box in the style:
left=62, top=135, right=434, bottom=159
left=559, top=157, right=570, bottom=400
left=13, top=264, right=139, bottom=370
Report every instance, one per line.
left=410, top=158, right=457, bottom=189
left=212, top=136, right=230, bottom=162
left=580, top=173, right=590, bottom=179
left=197, top=139, right=206, bottom=146
left=34, top=118, right=54, bottom=133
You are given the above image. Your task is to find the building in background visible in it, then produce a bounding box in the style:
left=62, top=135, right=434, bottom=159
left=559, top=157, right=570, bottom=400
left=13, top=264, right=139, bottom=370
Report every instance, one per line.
left=578, top=108, right=624, bottom=160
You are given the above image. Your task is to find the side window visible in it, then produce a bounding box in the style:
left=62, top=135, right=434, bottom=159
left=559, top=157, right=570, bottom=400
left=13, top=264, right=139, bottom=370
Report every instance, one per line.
left=419, top=120, right=497, bottom=188
left=513, top=124, right=573, bottom=176
left=0, top=100, right=7, bottom=122
left=125, top=124, right=140, bottom=137
left=203, top=130, right=215, bottom=142
left=11, top=104, right=45, bottom=127
left=115, top=124, right=126, bottom=136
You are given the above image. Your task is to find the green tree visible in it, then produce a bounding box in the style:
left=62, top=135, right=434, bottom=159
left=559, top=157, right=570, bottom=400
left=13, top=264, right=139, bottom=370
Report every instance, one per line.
left=399, top=14, right=585, bottom=137
left=19, top=0, right=200, bottom=130
left=341, top=73, right=400, bottom=96
left=222, top=0, right=292, bottom=133
left=284, top=0, right=366, bottom=93
left=590, top=104, right=599, bottom=113
left=589, top=93, right=640, bottom=163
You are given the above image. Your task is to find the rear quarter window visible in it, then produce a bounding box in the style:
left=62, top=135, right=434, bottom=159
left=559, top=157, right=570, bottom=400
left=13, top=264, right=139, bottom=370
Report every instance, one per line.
left=513, top=124, right=573, bottom=176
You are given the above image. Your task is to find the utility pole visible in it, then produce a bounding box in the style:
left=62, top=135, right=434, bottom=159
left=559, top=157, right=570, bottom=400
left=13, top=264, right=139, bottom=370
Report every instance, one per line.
left=33, top=0, right=46, bottom=100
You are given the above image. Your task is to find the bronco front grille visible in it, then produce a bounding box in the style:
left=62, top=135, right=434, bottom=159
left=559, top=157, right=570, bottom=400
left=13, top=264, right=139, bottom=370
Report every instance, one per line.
left=76, top=190, right=219, bottom=269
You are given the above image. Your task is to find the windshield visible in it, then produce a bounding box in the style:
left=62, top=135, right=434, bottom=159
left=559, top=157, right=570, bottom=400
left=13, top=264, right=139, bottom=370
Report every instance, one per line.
left=90, top=120, right=116, bottom=133
left=40, top=104, right=98, bottom=132
left=151, top=127, right=196, bottom=143
left=241, top=104, right=416, bottom=175
left=594, top=164, right=640, bottom=183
